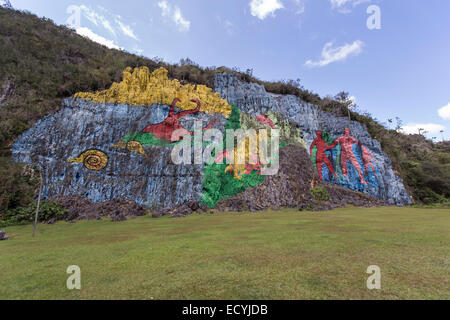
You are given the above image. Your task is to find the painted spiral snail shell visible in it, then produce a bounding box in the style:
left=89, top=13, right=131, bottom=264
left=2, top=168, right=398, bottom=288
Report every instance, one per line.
left=68, top=149, right=108, bottom=171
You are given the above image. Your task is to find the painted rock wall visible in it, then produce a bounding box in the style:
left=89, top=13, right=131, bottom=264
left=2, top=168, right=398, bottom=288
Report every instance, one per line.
left=12, top=67, right=289, bottom=209
left=12, top=67, right=411, bottom=208
left=12, top=98, right=225, bottom=208
left=214, top=73, right=412, bottom=205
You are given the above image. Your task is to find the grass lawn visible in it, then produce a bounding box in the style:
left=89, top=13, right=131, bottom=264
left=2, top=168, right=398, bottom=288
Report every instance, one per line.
left=1, top=207, right=449, bottom=300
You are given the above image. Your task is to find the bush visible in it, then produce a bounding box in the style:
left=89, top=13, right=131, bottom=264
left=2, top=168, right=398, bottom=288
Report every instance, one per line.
left=0, top=158, right=38, bottom=213
left=310, top=187, right=330, bottom=202
left=0, top=200, right=68, bottom=227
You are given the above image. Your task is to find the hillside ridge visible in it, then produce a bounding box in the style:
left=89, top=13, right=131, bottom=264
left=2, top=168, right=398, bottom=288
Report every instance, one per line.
left=0, top=7, right=448, bottom=215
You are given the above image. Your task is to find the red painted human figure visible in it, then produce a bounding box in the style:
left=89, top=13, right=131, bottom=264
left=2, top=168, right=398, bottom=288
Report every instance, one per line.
left=310, top=131, right=336, bottom=180
left=142, top=98, right=217, bottom=142
left=328, top=128, right=367, bottom=184
left=360, top=145, right=377, bottom=177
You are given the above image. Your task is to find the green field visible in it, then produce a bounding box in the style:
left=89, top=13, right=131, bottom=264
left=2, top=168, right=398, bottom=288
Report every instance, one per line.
left=1, top=207, right=449, bottom=300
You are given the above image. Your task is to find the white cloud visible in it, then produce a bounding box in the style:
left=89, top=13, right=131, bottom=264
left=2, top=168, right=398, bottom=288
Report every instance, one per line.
left=249, top=0, right=284, bottom=20
left=158, top=1, right=170, bottom=16
left=173, top=7, right=190, bottom=31
left=400, top=123, right=446, bottom=136
left=132, top=46, right=144, bottom=55
left=78, top=5, right=139, bottom=41
left=438, top=102, right=450, bottom=121
left=294, top=0, right=305, bottom=14
left=349, top=95, right=356, bottom=106
left=158, top=1, right=191, bottom=32
left=217, top=16, right=236, bottom=35
left=115, top=19, right=139, bottom=40
left=224, top=20, right=234, bottom=35
left=79, top=5, right=116, bottom=36
left=76, top=27, right=121, bottom=50
left=330, top=0, right=371, bottom=14
left=305, top=40, right=364, bottom=68
left=330, top=0, right=350, bottom=8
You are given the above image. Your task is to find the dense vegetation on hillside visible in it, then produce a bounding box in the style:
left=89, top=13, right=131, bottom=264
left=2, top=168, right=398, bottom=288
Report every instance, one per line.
left=0, top=7, right=448, bottom=213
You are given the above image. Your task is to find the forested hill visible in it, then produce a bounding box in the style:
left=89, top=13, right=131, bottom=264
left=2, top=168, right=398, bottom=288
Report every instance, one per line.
left=0, top=7, right=448, bottom=213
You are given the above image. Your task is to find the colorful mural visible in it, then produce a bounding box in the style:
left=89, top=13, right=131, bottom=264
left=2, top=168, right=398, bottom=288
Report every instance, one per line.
left=361, top=145, right=377, bottom=178
left=71, top=67, right=305, bottom=208
left=310, top=128, right=379, bottom=189
left=141, top=98, right=217, bottom=142
left=112, top=98, right=218, bottom=155
left=112, top=141, right=145, bottom=155
left=12, top=66, right=412, bottom=209
left=212, top=112, right=274, bottom=180
left=310, top=131, right=336, bottom=181
left=74, top=67, right=232, bottom=116
left=200, top=104, right=266, bottom=208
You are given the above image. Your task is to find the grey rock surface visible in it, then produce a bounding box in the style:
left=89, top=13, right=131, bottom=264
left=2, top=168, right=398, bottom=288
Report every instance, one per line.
left=214, top=73, right=412, bottom=205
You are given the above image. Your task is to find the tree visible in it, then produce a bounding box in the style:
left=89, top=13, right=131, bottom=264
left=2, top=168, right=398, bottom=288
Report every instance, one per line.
left=32, top=171, right=42, bottom=238
left=387, top=119, right=393, bottom=130
left=395, top=117, right=403, bottom=132
left=179, top=57, right=198, bottom=67
left=1, top=1, right=13, bottom=9
left=334, top=91, right=355, bottom=121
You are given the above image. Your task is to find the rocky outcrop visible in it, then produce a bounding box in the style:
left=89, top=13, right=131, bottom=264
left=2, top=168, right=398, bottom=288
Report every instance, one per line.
left=214, top=73, right=411, bottom=205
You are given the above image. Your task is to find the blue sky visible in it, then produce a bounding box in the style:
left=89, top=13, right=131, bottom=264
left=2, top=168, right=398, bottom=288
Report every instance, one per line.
left=8, top=0, right=450, bottom=140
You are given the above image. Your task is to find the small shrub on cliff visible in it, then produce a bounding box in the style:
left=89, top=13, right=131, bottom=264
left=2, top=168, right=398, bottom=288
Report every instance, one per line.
left=310, top=187, right=330, bottom=202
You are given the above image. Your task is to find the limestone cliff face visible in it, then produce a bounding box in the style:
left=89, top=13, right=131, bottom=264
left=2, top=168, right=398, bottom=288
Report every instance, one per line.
left=11, top=67, right=411, bottom=208
left=214, top=73, right=412, bottom=205
left=12, top=98, right=226, bottom=208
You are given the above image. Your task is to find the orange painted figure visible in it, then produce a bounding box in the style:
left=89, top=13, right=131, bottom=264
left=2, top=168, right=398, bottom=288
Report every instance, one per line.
left=142, top=98, right=217, bottom=142
left=328, top=128, right=367, bottom=184
left=360, top=145, right=377, bottom=177
left=310, top=131, right=336, bottom=180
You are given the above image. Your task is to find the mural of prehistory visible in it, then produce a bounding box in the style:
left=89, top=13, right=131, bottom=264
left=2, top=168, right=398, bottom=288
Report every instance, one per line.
left=12, top=66, right=412, bottom=210
left=214, top=73, right=412, bottom=205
